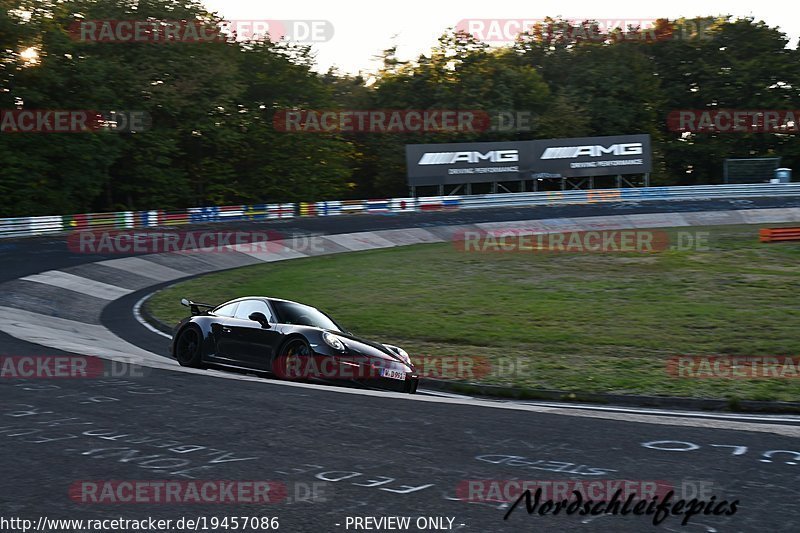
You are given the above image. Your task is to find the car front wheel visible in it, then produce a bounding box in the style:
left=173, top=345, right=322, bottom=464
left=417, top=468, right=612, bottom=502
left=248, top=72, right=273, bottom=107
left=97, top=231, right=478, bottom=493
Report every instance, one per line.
left=275, top=338, right=312, bottom=379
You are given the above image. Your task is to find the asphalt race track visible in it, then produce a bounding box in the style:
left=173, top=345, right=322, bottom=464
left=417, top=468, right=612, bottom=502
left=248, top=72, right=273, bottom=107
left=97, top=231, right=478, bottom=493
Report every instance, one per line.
left=2, top=198, right=800, bottom=532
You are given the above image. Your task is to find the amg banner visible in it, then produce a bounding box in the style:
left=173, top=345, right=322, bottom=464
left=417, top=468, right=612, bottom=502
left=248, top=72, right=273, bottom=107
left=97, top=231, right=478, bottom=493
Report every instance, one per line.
left=531, top=134, right=652, bottom=178
left=405, top=141, right=533, bottom=186
left=406, top=134, right=651, bottom=185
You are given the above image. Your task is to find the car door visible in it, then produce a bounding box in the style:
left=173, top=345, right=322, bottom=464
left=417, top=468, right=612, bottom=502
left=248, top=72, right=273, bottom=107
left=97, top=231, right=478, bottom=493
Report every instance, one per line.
left=207, top=301, right=240, bottom=363
left=228, top=299, right=283, bottom=369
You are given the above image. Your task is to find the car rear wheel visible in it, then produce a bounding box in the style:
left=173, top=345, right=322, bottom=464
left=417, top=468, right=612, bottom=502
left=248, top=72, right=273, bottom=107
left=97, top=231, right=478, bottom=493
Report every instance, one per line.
left=175, top=326, right=203, bottom=368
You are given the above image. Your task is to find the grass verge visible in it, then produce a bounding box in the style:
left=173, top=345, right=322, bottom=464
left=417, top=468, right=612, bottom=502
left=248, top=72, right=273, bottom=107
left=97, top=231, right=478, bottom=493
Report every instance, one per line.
left=146, top=224, right=800, bottom=402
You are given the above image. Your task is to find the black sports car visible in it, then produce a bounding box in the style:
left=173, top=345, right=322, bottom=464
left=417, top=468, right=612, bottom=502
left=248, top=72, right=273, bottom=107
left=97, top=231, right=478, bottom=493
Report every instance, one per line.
left=170, top=296, right=419, bottom=393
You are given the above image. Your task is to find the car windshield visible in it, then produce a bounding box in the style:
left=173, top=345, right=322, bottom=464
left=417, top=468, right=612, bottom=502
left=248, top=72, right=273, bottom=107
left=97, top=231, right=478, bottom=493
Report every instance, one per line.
left=272, top=300, right=341, bottom=332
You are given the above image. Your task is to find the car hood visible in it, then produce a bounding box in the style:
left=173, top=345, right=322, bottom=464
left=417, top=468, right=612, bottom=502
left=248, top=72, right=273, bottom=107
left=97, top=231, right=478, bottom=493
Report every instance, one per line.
left=278, top=324, right=410, bottom=367
left=310, top=330, right=411, bottom=366
left=335, top=331, right=406, bottom=363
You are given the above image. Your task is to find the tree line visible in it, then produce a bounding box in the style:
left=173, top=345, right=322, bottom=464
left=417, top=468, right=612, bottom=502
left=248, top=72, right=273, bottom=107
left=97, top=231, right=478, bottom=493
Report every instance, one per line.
left=1, top=0, right=798, bottom=216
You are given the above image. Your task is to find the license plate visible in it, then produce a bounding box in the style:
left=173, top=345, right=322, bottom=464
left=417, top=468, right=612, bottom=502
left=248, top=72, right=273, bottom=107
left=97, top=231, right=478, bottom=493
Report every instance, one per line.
left=380, top=368, right=406, bottom=381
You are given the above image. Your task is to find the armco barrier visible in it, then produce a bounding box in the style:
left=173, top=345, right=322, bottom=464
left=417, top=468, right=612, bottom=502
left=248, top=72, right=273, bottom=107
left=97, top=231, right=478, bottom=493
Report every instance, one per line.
left=0, top=203, right=296, bottom=239
left=456, top=183, right=800, bottom=210
left=759, top=227, right=800, bottom=242
left=2, top=183, right=800, bottom=240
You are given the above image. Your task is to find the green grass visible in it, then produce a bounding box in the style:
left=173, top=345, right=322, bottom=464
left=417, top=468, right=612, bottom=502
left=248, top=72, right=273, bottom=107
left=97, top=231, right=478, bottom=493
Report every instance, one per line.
left=146, top=224, right=800, bottom=402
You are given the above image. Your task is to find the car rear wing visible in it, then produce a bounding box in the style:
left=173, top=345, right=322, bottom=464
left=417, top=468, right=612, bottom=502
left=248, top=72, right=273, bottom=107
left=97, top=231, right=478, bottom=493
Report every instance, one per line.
left=180, top=298, right=214, bottom=316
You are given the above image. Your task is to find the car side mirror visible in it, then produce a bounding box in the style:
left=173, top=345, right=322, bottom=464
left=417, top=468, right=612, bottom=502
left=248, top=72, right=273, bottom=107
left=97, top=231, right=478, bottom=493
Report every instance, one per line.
left=249, top=312, right=271, bottom=328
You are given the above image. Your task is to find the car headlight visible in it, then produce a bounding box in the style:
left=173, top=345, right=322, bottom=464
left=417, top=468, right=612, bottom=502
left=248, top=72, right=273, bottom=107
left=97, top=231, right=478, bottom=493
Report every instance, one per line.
left=323, top=331, right=346, bottom=351
left=383, top=344, right=411, bottom=365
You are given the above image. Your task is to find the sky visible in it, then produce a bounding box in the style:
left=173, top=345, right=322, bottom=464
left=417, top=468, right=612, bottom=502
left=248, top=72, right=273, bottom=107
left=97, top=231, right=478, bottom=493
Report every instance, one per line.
left=203, top=0, right=799, bottom=75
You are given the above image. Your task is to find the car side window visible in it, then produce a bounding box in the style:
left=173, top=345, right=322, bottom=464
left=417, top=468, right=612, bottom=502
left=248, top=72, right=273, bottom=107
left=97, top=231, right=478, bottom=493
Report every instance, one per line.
left=234, top=300, right=273, bottom=322
left=213, top=302, right=239, bottom=317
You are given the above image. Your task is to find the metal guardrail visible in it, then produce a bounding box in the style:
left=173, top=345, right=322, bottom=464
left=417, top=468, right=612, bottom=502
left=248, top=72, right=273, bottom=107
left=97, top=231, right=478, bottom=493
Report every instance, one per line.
left=1, top=183, right=799, bottom=239
left=456, top=183, right=800, bottom=209
left=760, top=227, right=800, bottom=242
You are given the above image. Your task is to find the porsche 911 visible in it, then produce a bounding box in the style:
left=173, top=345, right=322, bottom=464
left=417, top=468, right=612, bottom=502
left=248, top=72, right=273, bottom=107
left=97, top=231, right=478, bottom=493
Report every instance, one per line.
left=170, top=296, right=419, bottom=393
